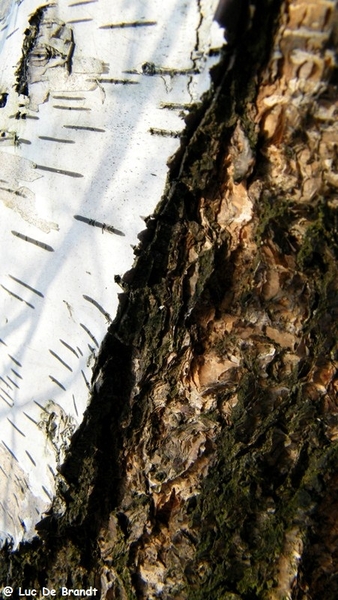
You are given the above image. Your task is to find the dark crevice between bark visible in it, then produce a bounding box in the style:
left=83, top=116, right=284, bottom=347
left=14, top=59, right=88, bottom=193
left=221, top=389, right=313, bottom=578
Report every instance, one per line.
left=15, top=7, right=47, bottom=96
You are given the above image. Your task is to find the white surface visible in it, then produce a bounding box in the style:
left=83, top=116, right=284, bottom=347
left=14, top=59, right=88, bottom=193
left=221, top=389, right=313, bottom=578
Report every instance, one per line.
left=0, top=0, right=223, bottom=546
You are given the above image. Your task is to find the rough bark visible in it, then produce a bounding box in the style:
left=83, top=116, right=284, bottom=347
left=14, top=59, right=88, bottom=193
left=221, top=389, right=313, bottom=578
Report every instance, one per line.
left=1, top=0, right=338, bottom=598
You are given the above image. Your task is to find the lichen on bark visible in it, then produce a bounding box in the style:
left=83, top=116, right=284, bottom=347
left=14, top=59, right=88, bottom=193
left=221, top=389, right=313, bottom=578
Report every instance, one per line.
left=1, top=0, right=338, bottom=598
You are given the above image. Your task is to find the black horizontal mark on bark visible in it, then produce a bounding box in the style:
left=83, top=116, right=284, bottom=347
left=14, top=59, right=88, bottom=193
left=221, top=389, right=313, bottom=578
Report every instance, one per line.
left=126, top=62, right=199, bottom=76
left=2, top=441, right=18, bottom=462
left=23, top=412, right=39, bottom=426
left=160, top=102, right=192, bottom=110
left=0, top=186, right=26, bottom=197
left=6, top=27, right=18, bottom=39
left=9, top=275, right=44, bottom=297
left=60, top=339, right=79, bottom=358
left=10, top=113, right=39, bottom=120
left=6, top=377, right=19, bottom=389
left=25, top=451, right=36, bottom=466
left=74, top=214, right=125, bottom=236
left=53, top=105, right=91, bottom=111
left=80, top=323, right=99, bottom=347
left=0, top=377, right=11, bottom=388
left=0, top=284, right=35, bottom=309
left=11, top=369, right=22, bottom=380
left=99, top=21, right=157, bottom=29
left=8, top=355, right=21, bottom=367
left=0, top=394, right=12, bottom=407
left=33, top=400, right=48, bottom=413
left=35, top=164, right=83, bottom=178
left=67, top=18, right=93, bottom=24
left=90, top=78, right=138, bottom=85
left=49, top=375, right=66, bottom=391
left=69, top=0, right=98, bottom=6
left=0, top=388, right=13, bottom=401
left=42, top=486, right=53, bottom=501
left=52, top=95, right=86, bottom=100
left=149, top=127, right=181, bottom=138
left=49, top=349, right=73, bottom=372
left=64, top=124, right=105, bottom=132
left=39, top=135, right=75, bottom=144
left=81, top=369, right=90, bottom=389
left=7, top=418, right=25, bottom=437
left=83, top=294, right=111, bottom=321
left=11, top=230, right=54, bottom=251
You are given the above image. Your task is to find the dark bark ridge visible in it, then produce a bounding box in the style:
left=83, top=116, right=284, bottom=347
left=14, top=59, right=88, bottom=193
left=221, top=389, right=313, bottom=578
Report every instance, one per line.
left=1, top=0, right=338, bottom=598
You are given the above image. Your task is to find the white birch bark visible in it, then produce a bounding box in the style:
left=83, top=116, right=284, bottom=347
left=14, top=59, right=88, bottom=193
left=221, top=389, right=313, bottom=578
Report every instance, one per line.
left=0, top=0, right=224, bottom=547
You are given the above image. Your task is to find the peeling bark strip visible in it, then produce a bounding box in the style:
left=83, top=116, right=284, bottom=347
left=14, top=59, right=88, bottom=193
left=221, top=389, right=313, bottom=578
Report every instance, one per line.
left=1, top=0, right=338, bottom=599
left=99, top=21, right=157, bottom=29
left=15, top=7, right=75, bottom=96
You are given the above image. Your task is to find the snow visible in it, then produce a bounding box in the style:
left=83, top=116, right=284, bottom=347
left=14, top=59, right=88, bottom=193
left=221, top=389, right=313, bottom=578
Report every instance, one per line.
left=0, top=0, right=224, bottom=546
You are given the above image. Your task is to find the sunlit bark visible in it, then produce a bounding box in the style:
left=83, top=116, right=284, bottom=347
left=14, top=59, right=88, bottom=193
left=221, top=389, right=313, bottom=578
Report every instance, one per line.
left=1, top=1, right=338, bottom=599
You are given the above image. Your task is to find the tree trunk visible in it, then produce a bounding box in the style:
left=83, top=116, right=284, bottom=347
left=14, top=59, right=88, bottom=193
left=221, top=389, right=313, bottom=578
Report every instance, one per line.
left=1, top=0, right=338, bottom=598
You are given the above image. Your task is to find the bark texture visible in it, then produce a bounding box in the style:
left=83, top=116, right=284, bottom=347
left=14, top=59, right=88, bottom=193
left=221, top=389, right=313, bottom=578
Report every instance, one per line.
left=1, top=0, right=338, bottom=598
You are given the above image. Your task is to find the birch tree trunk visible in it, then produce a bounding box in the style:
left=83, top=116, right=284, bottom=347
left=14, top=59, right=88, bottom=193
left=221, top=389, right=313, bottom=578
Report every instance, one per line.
left=0, top=0, right=221, bottom=546
left=1, top=0, right=338, bottom=599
